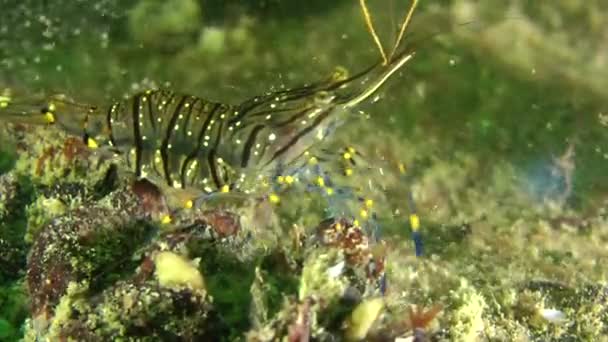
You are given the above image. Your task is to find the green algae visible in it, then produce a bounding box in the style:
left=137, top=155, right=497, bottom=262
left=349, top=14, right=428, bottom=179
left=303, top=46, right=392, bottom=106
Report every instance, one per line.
left=0, top=149, right=15, bottom=175
left=0, top=282, right=28, bottom=341
left=197, top=241, right=258, bottom=336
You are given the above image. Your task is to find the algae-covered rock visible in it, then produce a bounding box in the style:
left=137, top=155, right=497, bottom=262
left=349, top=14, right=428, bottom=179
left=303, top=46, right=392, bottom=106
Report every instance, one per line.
left=25, top=187, right=150, bottom=324
left=24, top=195, right=67, bottom=243
left=21, top=185, right=225, bottom=340
left=3, top=119, right=605, bottom=341
left=29, top=280, right=213, bottom=341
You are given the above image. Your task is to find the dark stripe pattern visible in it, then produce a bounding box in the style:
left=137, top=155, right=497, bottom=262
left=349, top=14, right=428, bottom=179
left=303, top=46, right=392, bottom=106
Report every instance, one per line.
left=131, top=94, right=143, bottom=176
left=101, top=72, right=363, bottom=193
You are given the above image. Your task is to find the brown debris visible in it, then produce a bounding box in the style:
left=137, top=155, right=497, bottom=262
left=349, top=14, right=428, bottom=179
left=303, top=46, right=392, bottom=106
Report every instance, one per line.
left=61, top=137, right=90, bottom=162
left=200, top=209, right=241, bottom=238
left=131, top=178, right=169, bottom=218
left=288, top=297, right=313, bottom=342
left=316, top=217, right=371, bottom=266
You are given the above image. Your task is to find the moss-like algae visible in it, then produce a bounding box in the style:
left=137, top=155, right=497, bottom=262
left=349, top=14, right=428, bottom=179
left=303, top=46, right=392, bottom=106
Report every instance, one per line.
left=2, top=116, right=606, bottom=341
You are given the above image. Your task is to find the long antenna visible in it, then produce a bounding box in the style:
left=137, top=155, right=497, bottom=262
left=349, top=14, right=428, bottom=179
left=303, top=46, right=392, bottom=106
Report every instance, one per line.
left=360, top=0, right=388, bottom=65
left=360, top=0, right=420, bottom=66
left=389, top=0, right=419, bottom=62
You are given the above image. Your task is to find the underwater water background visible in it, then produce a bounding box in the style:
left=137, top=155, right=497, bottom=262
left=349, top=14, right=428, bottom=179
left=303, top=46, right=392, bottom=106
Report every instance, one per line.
left=1, top=0, right=606, bottom=203
left=0, top=0, right=607, bottom=340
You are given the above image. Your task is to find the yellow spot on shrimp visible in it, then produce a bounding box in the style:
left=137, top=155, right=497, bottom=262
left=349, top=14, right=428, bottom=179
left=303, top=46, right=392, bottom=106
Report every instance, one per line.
left=365, top=199, right=373, bottom=208
left=345, top=168, right=354, bottom=176
left=161, top=215, right=172, bottom=224
left=360, top=209, right=369, bottom=219
left=86, top=137, right=99, bottom=149
left=399, top=163, right=406, bottom=174
left=269, top=193, right=280, bottom=204
left=285, top=175, right=294, bottom=185
left=184, top=200, right=193, bottom=209
left=316, top=176, right=325, bottom=187
left=44, top=111, right=56, bottom=124
left=220, top=184, right=230, bottom=193
left=409, top=214, right=420, bottom=231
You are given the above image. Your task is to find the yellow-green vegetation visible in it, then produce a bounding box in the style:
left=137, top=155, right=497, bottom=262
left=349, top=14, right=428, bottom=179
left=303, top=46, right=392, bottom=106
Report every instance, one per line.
left=450, top=280, right=487, bottom=341
left=298, top=250, right=347, bottom=301
left=154, top=251, right=205, bottom=291
left=25, top=196, right=67, bottom=243
left=345, top=297, right=384, bottom=341
left=41, top=281, right=89, bottom=342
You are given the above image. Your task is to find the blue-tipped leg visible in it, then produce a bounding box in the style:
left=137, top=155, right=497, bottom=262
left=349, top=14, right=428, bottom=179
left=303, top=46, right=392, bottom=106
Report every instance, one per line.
left=412, top=230, right=423, bottom=257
